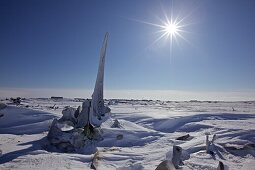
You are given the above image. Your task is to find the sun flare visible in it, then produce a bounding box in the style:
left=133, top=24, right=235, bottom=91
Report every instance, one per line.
left=164, top=23, right=178, bottom=35
left=130, top=4, right=190, bottom=59
left=132, top=16, right=187, bottom=50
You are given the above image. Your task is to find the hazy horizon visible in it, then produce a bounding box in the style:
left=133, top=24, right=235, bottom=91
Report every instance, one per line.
left=1, top=88, right=255, bottom=101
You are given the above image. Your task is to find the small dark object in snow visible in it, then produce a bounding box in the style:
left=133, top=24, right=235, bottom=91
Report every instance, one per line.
left=217, top=161, right=224, bottom=170
left=111, top=119, right=121, bottom=128
left=245, top=143, right=255, bottom=149
left=116, top=134, right=123, bottom=140
left=209, top=150, right=214, bottom=156
left=49, top=104, right=56, bottom=109
left=176, top=134, right=193, bottom=141
left=10, top=97, right=21, bottom=105
left=51, top=96, right=63, bottom=100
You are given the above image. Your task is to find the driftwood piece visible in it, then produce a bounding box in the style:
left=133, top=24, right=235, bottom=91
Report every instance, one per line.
left=91, top=150, right=99, bottom=169
left=206, top=134, right=209, bottom=153
left=176, top=134, right=193, bottom=141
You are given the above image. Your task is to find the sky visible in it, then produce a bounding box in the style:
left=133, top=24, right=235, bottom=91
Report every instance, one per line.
left=0, top=0, right=255, bottom=100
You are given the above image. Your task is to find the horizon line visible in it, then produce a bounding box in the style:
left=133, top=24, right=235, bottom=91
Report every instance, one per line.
left=1, top=87, right=255, bottom=101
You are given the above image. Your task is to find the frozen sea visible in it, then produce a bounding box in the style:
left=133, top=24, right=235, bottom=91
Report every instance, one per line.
left=0, top=98, right=255, bottom=169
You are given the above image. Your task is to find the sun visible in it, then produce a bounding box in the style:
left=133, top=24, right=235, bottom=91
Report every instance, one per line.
left=131, top=16, right=186, bottom=49
left=158, top=18, right=184, bottom=42
left=164, top=23, right=178, bottom=35
left=138, top=14, right=188, bottom=60
left=129, top=4, right=190, bottom=59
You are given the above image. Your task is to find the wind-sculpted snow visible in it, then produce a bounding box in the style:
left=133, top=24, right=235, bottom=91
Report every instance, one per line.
left=0, top=99, right=255, bottom=169
left=0, top=106, right=56, bottom=135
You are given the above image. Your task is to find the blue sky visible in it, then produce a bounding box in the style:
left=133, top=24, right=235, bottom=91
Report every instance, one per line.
left=1, top=0, right=255, bottom=99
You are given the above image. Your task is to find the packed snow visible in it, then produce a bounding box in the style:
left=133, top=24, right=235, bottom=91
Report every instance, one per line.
left=0, top=98, right=255, bottom=169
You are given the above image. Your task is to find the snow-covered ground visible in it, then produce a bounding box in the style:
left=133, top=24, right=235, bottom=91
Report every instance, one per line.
left=0, top=98, right=255, bottom=169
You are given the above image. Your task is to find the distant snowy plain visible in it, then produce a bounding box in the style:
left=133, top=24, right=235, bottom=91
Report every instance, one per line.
left=0, top=98, right=255, bottom=169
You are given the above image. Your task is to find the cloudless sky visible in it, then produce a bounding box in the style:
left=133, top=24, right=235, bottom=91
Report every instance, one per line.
left=1, top=0, right=255, bottom=94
